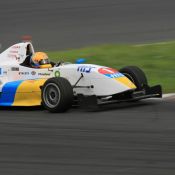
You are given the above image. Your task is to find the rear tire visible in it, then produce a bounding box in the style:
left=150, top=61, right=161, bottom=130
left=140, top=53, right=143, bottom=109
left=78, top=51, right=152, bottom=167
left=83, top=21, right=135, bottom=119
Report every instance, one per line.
left=41, top=77, right=73, bottom=113
left=119, top=66, right=148, bottom=90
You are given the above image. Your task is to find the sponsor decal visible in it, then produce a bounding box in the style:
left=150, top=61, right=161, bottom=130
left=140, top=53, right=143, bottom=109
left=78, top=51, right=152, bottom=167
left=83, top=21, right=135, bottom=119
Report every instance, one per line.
left=54, top=71, right=60, bottom=77
left=10, top=50, right=18, bottom=54
left=106, top=72, right=125, bottom=78
left=11, top=67, right=19, bottom=71
left=12, top=45, right=20, bottom=49
left=8, top=54, right=18, bottom=59
left=38, top=73, right=51, bottom=76
left=19, top=72, right=30, bottom=75
left=31, top=71, right=36, bottom=75
left=77, top=66, right=95, bottom=73
left=98, top=67, right=117, bottom=74
left=98, top=67, right=124, bottom=78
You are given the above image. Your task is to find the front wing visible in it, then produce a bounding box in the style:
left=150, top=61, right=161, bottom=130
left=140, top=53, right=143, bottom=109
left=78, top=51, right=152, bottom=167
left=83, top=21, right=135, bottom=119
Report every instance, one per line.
left=77, top=85, right=162, bottom=107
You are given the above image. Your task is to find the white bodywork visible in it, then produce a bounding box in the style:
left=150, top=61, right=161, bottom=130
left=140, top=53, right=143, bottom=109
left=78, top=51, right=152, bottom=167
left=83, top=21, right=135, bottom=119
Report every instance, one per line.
left=0, top=42, right=136, bottom=96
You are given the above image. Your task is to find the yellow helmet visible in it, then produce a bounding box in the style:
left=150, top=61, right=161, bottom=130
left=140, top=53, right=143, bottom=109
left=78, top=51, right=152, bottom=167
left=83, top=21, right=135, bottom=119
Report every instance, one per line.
left=31, top=52, right=52, bottom=68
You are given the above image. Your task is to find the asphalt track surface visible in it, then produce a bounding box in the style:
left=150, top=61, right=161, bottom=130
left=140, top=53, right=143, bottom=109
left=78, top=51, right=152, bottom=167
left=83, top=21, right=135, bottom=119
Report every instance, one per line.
left=1, top=0, right=175, bottom=50
left=0, top=0, right=175, bottom=174
left=0, top=98, right=174, bottom=175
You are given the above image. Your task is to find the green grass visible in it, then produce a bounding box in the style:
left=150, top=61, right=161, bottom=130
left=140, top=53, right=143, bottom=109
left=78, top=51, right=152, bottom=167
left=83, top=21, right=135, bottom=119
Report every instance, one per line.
left=47, top=41, right=175, bottom=93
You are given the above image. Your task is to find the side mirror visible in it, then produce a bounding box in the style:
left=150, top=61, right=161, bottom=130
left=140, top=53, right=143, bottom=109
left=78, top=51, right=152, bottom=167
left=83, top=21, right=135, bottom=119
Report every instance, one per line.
left=75, top=58, right=86, bottom=64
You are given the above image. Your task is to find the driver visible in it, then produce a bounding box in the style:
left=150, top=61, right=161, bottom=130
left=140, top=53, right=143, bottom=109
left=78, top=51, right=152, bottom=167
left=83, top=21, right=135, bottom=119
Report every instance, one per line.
left=30, top=52, right=52, bottom=68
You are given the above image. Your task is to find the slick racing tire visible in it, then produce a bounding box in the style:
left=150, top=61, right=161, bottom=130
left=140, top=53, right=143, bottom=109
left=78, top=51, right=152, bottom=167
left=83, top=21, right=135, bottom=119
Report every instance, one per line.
left=119, top=66, right=148, bottom=90
left=41, top=77, right=73, bottom=113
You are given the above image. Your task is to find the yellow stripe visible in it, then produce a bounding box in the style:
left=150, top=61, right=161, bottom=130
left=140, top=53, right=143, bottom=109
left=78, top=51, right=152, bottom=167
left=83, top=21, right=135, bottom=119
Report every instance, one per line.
left=13, top=79, right=47, bottom=106
left=115, top=77, right=136, bottom=89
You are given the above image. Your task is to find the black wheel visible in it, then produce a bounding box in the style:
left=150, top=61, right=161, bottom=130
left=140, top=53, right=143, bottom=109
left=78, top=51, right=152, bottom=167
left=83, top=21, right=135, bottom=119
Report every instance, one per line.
left=41, top=77, right=73, bottom=112
left=119, top=66, right=148, bottom=90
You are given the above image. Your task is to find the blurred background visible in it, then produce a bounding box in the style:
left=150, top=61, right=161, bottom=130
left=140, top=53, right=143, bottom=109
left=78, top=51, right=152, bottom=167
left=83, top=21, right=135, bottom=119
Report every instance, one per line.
left=1, top=0, right=175, bottom=50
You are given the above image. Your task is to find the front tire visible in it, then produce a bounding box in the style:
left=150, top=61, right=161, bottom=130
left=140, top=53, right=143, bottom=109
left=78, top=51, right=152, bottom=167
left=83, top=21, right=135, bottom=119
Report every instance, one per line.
left=41, top=77, right=73, bottom=113
left=119, top=66, right=148, bottom=90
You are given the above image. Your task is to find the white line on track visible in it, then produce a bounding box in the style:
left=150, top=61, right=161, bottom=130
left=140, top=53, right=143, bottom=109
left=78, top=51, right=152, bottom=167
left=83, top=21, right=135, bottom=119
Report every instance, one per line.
left=163, top=93, right=175, bottom=98
left=161, top=93, right=175, bottom=102
left=134, top=41, right=175, bottom=47
left=150, top=93, right=175, bottom=102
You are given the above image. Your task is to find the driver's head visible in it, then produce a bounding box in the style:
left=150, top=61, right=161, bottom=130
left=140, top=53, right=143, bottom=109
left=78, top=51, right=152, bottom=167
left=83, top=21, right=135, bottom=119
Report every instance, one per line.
left=31, top=52, right=52, bottom=68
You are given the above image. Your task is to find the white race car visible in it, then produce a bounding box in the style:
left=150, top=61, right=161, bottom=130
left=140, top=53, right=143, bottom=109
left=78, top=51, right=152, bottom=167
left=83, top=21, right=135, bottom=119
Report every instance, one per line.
left=0, top=42, right=162, bottom=112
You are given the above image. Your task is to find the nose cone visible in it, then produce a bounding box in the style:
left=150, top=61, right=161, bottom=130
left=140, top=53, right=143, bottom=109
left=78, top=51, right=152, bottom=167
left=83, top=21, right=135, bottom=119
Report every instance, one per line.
left=115, top=76, right=136, bottom=89
left=98, top=67, right=136, bottom=89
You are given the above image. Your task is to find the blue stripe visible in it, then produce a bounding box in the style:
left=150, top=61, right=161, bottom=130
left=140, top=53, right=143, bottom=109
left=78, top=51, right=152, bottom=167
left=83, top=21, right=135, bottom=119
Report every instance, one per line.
left=0, top=80, right=23, bottom=106
left=104, top=72, right=124, bottom=78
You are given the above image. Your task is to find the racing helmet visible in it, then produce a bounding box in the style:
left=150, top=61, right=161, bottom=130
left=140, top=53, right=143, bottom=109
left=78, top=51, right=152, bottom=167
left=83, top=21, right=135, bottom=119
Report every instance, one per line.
left=31, top=52, right=52, bottom=68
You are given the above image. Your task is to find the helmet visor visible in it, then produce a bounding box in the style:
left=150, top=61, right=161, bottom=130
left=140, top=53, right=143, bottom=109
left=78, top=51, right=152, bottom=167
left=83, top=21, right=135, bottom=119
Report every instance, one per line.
left=39, top=59, right=50, bottom=65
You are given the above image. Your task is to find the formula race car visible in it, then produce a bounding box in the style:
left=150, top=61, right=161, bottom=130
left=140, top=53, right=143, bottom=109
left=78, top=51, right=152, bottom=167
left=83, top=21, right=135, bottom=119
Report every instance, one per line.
left=0, top=42, right=162, bottom=112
